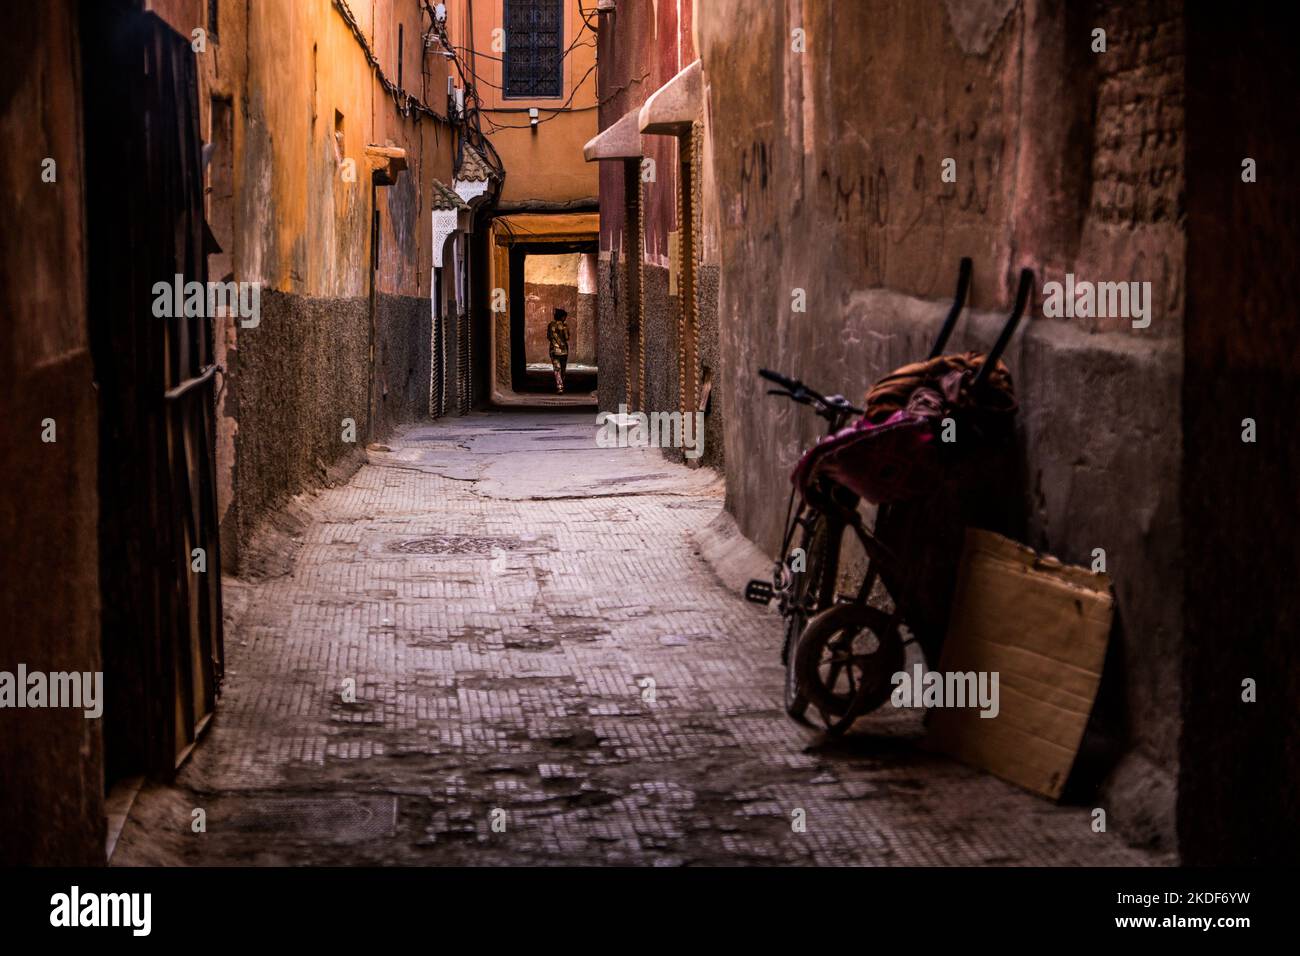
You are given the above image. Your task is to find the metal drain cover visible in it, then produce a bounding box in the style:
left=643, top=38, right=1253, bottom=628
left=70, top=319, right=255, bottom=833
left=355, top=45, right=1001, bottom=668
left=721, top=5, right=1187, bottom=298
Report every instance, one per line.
left=387, top=534, right=530, bottom=555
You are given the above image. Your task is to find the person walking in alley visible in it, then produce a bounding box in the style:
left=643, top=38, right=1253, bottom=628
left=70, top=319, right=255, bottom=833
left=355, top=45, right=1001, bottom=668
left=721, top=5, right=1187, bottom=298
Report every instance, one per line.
left=548, top=307, right=570, bottom=393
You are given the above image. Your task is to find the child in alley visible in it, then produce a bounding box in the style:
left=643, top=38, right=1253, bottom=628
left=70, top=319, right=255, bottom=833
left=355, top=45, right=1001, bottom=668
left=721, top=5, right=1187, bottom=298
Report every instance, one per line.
left=547, top=307, right=570, bottom=393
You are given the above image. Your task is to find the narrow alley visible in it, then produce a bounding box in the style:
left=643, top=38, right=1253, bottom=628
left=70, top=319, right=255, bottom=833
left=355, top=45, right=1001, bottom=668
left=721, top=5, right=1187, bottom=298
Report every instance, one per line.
left=112, top=411, right=1160, bottom=866
left=6, top=0, right=1297, bottom=913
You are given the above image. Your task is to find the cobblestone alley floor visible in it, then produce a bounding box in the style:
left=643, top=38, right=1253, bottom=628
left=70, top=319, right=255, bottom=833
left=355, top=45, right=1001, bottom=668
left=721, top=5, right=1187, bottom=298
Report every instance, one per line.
left=112, top=410, right=1167, bottom=866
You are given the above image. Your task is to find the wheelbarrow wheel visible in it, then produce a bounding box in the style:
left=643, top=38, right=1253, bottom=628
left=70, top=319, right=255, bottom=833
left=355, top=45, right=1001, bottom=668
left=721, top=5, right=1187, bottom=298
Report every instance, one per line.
left=794, top=602, right=904, bottom=734
left=783, top=624, right=809, bottom=722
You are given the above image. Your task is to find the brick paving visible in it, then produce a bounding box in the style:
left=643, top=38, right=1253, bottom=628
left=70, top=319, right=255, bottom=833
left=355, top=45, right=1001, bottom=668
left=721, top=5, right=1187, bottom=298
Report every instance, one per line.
left=112, top=410, right=1167, bottom=866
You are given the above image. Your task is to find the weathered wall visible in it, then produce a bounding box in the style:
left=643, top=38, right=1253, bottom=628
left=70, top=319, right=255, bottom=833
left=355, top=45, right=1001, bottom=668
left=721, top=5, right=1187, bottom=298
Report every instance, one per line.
left=0, top=0, right=104, bottom=865
left=594, top=0, right=722, bottom=465
left=0, top=0, right=454, bottom=864
left=597, top=0, right=683, bottom=374
left=697, top=0, right=1185, bottom=848
left=226, top=293, right=370, bottom=553
left=376, top=293, right=436, bottom=430
left=153, top=0, right=456, bottom=566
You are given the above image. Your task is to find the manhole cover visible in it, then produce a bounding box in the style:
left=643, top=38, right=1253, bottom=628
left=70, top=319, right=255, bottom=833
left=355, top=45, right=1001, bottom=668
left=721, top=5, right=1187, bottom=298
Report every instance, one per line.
left=387, top=534, right=531, bottom=555
left=223, top=796, right=397, bottom=843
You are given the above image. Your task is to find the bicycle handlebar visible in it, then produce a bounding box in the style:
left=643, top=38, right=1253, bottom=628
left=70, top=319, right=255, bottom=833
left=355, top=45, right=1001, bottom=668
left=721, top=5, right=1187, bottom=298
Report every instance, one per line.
left=760, top=367, right=826, bottom=405
left=758, top=368, right=863, bottom=417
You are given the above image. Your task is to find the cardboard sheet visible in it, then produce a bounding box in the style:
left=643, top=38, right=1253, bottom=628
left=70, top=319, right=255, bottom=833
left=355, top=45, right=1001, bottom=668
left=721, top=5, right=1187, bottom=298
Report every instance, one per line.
left=922, top=529, right=1113, bottom=800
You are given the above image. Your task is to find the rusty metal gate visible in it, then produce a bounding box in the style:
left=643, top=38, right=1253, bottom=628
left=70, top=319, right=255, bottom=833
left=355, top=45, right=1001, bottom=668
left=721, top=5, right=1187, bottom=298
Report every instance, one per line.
left=81, top=3, right=224, bottom=781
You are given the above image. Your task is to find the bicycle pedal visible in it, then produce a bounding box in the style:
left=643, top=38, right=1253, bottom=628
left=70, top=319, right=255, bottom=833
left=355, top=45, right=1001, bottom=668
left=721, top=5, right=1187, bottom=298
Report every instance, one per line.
left=744, top=579, right=774, bottom=605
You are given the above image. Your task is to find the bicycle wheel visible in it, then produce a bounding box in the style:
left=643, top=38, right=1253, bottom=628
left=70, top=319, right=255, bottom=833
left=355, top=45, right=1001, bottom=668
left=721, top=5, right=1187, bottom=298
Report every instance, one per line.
left=781, top=514, right=835, bottom=720
left=794, top=601, right=904, bottom=733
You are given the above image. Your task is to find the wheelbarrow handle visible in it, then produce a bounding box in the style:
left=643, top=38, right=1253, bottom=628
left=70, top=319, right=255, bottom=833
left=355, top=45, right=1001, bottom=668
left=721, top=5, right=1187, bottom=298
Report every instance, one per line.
left=972, top=267, right=1033, bottom=390
left=758, top=367, right=798, bottom=392
left=927, top=256, right=973, bottom=359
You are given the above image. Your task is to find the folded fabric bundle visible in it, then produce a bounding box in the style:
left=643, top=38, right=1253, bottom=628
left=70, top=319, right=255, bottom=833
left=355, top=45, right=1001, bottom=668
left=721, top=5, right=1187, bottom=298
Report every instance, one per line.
left=863, top=351, right=1017, bottom=425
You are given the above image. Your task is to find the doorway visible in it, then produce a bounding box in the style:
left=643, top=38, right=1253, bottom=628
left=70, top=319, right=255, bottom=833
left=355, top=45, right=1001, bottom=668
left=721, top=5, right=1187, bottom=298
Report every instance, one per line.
left=508, top=242, right=599, bottom=395
left=80, top=2, right=225, bottom=787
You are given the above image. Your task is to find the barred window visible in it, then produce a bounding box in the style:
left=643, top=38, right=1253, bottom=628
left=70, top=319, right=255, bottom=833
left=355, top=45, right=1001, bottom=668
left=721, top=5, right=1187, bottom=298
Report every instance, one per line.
left=503, top=0, right=563, bottom=99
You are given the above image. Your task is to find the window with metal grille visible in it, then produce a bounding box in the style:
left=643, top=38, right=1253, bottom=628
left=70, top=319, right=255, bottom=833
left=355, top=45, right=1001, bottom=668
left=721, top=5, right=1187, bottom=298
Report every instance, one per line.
left=503, top=0, right=563, bottom=99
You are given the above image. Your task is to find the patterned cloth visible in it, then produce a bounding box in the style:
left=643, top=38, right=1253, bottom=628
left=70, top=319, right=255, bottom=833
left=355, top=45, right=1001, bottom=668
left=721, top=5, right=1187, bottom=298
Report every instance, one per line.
left=546, top=318, right=569, bottom=357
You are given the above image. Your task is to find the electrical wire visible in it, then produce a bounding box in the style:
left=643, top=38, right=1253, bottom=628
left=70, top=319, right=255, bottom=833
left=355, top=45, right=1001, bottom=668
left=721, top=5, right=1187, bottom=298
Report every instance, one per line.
left=332, top=0, right=449, bottom=123
left=443, top=4, right=597, bottom=113
left=443, top=38, right=595, bottom=67
left=329, top=0, right=600, bottom=188
left=481, top=61, right=598, bottom=131
left=421, top=0, right=507, bottom=197
left=576, top=0, right=600, bottom=36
